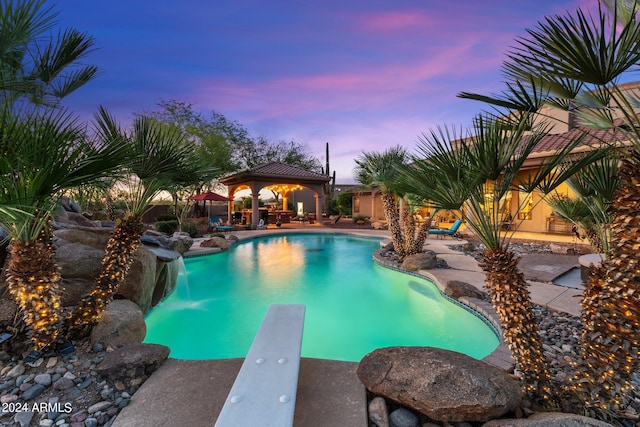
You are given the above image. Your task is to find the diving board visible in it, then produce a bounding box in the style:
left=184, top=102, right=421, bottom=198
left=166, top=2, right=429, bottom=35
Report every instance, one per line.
left=214, top=304, right=306, bottom=427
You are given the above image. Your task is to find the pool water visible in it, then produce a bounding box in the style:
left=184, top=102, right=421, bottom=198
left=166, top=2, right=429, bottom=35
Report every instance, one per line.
left=144, top=233, right=499, bottom=361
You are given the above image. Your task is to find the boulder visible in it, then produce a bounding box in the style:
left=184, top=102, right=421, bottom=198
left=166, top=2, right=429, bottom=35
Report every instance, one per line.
left=372, top=222, right=386, bottom=230
left=150, top=260, right=179, bottom=307
left=482, top=412, right=614, bottom=426
left=400, top=251, right=437, bottom=271
left=95, top=343, right=169, bottom=382
left=357, top=347, right=522, bottom=423
left=91, top=299, right=146, bottom=347
left=444, top=280, right=487, bottom=300
left=117, top=245, right=157, bottom=313
left=66, top=211, right=98, bottom=227
left=170, top=232, right=193, bottom=254
left=54, top=227, right=112, bottom=250
left=60, top=278, right=95, bottom=307
left=200, top=236, right=231, bottom=250
left=144, top=246, right=181, bottom=262
left=56, top=243, right=104, bottom=279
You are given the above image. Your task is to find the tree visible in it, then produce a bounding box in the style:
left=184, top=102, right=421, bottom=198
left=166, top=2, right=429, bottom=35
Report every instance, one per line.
left=547, top=156, right=620, bottom=254
left=0, top=0, right=98, bottom=108
left=143, top=100, right=238, bottom=176
left=458, top=0, right=640, bottom=418
left=66, top=109, right=210, bottom=337
left=401, top=113, right=605, bottom=404
left=0, top=106, right=127, bottom=351
left=354, top=146, right=432, bottom=260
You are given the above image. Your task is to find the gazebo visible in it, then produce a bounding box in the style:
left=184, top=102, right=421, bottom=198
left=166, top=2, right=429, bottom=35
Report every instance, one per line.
left=220, top=162, right=330, bottom=227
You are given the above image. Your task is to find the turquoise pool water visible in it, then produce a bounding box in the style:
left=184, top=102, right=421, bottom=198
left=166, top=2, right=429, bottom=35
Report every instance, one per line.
left=144, top=233, right=499, bottom=361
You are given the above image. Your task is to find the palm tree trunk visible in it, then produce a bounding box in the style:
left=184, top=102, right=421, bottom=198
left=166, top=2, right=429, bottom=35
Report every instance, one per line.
left=571, top=153, right=640, bottom=415
left=400, top=208, right=416, bottom=256
left=410, top=219, right=433, bottom=255
left=66, top=214, right=144, bottom=336
left=381, top=192, right=406, bottom=259
left=481, top=249, right=555, bottom=402
left=5, top=240, right=63, bottom=350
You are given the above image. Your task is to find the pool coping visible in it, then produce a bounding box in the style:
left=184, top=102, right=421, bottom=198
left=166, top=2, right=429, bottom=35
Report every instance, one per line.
left=181, top=228, right=515, bottom=372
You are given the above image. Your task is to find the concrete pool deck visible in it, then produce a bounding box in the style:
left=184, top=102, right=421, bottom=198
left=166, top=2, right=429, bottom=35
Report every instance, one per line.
left=114, top=227, right=583, bottom=426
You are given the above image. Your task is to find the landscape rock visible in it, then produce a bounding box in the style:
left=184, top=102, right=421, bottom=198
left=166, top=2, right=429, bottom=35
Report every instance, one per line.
left=144, top=245, right=181, bottom=262
left=95, top=343, right=169, bottom=381
left=55, top=243, right=104, bottom=279
left=549, top=243, right=575, bottom=255
left=372, top=221, right=386, bottom=230
left=117, top=245, right=157, bottom=312
left=54, top=226, right=112, bottom=249
left=444, top=280, right=487, bottom=300
left=389, top=407, right=418, bottom=427
left=200, top=236, right=231, bottom=250
left=66, top=211, right=97, bottom=227
left=400, top=251, right=437, bottom=271
left=91, top=300, right=146, bottom=348
left=357, top=347, right=522, bottom=422
left=60, top=278, right=95, bottom=307
left=482, top=412, right=614, bottom=426
left=368, top=396, right=390, bottom=427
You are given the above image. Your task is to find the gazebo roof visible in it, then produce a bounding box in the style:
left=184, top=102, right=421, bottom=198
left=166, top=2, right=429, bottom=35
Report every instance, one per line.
left=220, top=162, right=330, bottom=186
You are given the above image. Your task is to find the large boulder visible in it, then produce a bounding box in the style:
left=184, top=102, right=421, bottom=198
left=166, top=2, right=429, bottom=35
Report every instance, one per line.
left=200, top=236, right=231, bottom=250
left=357, top=347, right=522, bottom=423
left=66, top=211, right=97, bottom=227
left=55, top=243, right=104, bottom=279
left=444, top=280, right=487, bottom=300
left=54, top=226, right=112, bottom=249
left=95, top=343, right=169, bottom=382
left=400, top=251, right=437, bottom=271
left=91, top=299, right=146, bottom=347
left=483, top=412, right=614, bottom=426
left=117, top=245, right=158, bottom=313
left=60, top=278, right=95, bottom=307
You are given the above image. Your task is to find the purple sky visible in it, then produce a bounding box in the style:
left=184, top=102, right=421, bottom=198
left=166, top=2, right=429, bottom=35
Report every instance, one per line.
left=56, top=0, right=594, bottom=182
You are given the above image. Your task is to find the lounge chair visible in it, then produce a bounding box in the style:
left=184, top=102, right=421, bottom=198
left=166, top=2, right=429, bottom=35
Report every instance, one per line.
left=209, top=217, right=234, bottom=232
left=428, top=219, right=463, bottom=239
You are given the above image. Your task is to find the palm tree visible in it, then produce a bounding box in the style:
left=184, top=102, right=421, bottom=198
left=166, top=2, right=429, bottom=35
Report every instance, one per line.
left=66, top=109, right=217, bottom=336
left=458, top=0, right=640, bottom=417
left=401, top=113, right=605, bottom=404
left=354, top=146, right=433, bottom=260
left=547, top=156, right=620, bottom=254
left=0, top=106, right=127, bottom=351
left=0, top=0, right=97, bottom=107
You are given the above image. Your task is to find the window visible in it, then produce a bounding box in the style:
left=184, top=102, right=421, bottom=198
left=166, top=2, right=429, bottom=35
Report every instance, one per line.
left=517, top=192, right=533, bottom=220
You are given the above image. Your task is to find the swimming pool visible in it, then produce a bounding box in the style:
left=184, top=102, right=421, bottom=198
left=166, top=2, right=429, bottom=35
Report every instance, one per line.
left=144, top=233, right=499, bottom=361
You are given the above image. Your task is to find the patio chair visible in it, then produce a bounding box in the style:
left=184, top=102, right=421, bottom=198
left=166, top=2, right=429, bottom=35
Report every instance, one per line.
left=428, top=219, right=463, bottom=239
left=209, top=217, right=234, bottom=232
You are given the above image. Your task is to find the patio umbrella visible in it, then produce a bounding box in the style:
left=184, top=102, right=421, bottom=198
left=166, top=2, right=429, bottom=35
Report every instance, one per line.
left=190, top=191, right=232, bottom=217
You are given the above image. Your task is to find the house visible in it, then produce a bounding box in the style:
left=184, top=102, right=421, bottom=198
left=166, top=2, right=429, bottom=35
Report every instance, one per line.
left=353, top=82, right=639, bottom=235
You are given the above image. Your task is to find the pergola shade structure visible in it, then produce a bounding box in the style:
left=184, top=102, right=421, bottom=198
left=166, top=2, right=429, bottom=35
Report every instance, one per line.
left=220, top=162, right=330, bottom=226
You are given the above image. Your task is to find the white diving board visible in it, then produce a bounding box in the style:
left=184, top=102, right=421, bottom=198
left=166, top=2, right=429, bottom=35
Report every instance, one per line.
left=214, top=304, right=306, bottom=427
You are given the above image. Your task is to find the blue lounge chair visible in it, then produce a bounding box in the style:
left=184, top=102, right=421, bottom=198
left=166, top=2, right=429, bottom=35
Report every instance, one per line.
left=428, top=219, right=463, bottom=239
left=209, top=217, right=234, bottom=232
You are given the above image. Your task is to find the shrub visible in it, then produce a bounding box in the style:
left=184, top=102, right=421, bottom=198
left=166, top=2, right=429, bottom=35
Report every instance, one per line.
left=352, top=215, right=370, bottom=223
left=157, top=213, right=178, bottom=222
left=154, top=220, right=179, bottom=234
left=181, top=220, right=199, bottom=238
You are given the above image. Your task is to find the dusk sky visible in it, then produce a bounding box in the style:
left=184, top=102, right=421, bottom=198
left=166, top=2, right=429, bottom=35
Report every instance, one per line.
left=56, top=0, right=594, bottom=182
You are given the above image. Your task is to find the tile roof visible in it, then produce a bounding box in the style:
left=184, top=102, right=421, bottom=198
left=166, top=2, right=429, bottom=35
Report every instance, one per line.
left=245, top=162, right=328, bottom=179
left=532, top=125, right=629, bottom=154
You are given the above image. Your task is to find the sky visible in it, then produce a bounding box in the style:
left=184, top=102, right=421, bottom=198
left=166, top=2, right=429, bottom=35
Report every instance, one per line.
left=56, top=0, right=595, bottom=183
